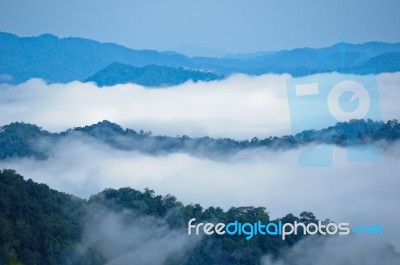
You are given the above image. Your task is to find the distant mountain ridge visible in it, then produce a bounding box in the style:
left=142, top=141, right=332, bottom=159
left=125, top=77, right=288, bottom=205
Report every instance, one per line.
left=1, top=32, right=400, bottom=86
left=85, top=62, right=220, bottom=87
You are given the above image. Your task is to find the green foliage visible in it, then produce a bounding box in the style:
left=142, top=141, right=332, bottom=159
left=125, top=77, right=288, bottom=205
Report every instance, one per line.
left=1, top=119, right=399, bottom=160
left=89, top=187, right=313, bottom=265
left=0, top=170, right=317, bottom=265
left=0, top=122, right=52, bottom=159
left=0, top=169, right=85, bottom=265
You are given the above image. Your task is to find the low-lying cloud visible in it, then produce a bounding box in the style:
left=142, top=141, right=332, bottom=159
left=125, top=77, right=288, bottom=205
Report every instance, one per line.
left=262, top=235, right=400, bottom=265
left=67, top=206, right=199, bottom=265
left=0, top=74, right=291, bottom=139
left=0, top=72, right=399, bottom=138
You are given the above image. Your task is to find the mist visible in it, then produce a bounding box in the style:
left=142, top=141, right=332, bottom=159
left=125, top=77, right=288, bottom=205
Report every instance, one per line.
left=0, top=72, right=399, bottom=139
left=0, top=74, right=291, bottom=139
left=66, top=206, right=200, bottom=265
left=262, top=235, right=400, bottom=265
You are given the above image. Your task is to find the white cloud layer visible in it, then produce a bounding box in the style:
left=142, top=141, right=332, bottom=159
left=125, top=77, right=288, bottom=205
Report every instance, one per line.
left=262, top=235, right=400, bottom=265
left=0, top=72, right=399, bottom=139
left=69, top=207, right=199, bottom=265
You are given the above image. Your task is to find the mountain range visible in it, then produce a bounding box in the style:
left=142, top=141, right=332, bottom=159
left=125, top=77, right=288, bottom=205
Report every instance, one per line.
left=1, top=32, right=400, bottom=86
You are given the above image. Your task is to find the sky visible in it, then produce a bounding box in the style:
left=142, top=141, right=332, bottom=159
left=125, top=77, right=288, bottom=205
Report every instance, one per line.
left=1, top=0, right=400, bottom=56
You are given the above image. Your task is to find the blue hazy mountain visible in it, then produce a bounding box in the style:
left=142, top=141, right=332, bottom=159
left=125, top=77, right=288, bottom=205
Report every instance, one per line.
left=85, top=62, right=220, bottom=87
left=0, top=32, right=191, bottom=84
left=1, top=32, right=400, bottom=85
left=238, top=43, right=400, bottom=76
left=354, top=52, right=400, bottom=73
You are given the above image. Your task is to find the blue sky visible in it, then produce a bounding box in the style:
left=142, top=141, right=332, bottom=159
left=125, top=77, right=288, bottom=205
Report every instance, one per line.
left=1, top=0, right=400, bottom=56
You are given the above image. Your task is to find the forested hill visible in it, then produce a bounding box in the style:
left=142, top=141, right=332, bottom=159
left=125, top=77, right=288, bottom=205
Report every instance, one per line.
left=0, top=169, right=317, bottom=265
left=0, top=119, right=399, bottom=160
left=0, top=169, right=84, bottom=264
left=85, top=62, right=220, bottom=87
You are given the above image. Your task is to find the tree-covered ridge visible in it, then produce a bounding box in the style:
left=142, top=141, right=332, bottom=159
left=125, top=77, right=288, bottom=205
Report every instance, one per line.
left=85, top=62, right=220, bottom=87
left=0, top=169, right=84, bottom=265
left=0, top=170, right=317, bottom=265
left=0, top=119, right=399, bottom=160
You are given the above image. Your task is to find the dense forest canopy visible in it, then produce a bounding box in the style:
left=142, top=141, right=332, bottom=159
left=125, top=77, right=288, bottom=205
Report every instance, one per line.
left=1, top=169, right=319, bottom=265
left=0, top=119, right=399, bottom=160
